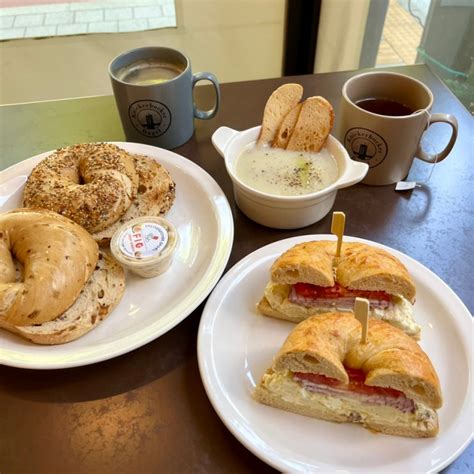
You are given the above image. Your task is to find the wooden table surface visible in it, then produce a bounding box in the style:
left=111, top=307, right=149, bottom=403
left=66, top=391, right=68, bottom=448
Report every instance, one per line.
left=0, top=64, right=472, bottom=473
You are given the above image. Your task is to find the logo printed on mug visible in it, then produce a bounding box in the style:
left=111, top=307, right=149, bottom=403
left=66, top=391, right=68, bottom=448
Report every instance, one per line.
left=128, top=100, right=172, bottom=138
left=344, top=127, right=388, bottom=169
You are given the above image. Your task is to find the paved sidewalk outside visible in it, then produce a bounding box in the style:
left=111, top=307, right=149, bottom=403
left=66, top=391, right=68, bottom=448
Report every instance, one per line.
left=0, top=0, right=176, bottom=40
left=376, top=0, right=424, bottom=66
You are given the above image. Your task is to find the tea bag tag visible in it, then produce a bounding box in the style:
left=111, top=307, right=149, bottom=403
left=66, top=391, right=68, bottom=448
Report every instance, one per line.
left=331, top=211, right=345, bottom=257
left=395, top=137, right=439, bottom=191
left=395, top=181, right=418, bottom=191
left=354, top=297, right=369, bottom=344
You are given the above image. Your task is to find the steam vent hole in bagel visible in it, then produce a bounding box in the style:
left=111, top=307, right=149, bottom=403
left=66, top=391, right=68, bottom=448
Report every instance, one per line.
left=22, top=143, right=140, bottom=233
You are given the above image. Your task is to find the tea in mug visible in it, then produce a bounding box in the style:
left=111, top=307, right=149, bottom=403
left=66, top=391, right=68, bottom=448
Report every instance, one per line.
left=355, top=98, right=414, bottom=116
left=117, top=59, right=183, bottom=86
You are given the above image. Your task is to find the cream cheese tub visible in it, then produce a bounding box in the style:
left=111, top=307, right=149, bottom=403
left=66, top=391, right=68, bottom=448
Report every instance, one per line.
left=212, top=126, right=369, bottom=229
left=110, top=216, right=178, bottom=278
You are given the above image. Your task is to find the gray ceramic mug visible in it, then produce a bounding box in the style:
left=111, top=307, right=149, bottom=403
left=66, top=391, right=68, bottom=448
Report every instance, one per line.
left=338, top=71, right=458, bottom=185
left=109, top=47, right=220, bottom=149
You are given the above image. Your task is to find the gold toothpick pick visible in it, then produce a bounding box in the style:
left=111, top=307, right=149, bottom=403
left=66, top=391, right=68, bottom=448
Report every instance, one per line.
left=331, top=211, right=346, bottom=257
left=354, top=297, right=369, bottom=344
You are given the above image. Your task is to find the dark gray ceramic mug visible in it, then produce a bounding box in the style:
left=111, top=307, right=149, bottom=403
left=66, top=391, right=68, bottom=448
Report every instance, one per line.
left=109, top=47, right=220, bottom=149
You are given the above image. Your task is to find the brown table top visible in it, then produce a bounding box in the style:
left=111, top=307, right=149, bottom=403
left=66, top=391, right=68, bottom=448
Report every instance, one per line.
left=0, top=64, right=472, bottom=473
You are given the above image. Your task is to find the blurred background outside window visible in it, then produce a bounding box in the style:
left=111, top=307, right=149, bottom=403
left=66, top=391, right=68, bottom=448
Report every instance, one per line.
left=0, top=0, right=472, bottom=113
left=314, top=0, right=473, bottom=113
left=0, top=0, right=176, bottom=39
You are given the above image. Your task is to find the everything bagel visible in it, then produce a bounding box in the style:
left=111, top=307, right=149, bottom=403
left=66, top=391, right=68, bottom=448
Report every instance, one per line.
left=23, top=143, right=139, bottom=233
left=0, top=208, right=98, bottom=326
left=92, top=153, right=176, bottom=244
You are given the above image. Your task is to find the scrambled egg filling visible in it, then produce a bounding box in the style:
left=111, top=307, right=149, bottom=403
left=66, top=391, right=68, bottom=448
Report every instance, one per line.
left=261, top=370, right=437, bottom=430
left=371, top=295, right=420, bottom=337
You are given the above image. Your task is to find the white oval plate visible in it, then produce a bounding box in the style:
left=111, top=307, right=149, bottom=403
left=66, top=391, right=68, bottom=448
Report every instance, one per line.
left=198, top=235, right=473, bottom=473
left=0, top=142, right=234, bottom=369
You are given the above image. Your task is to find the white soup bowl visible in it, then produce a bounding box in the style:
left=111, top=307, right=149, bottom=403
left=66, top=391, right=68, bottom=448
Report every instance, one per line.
left=212, top=126, right=368, bottom=229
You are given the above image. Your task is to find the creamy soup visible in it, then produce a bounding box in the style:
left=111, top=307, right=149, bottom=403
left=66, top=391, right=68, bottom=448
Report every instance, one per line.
left=235, top=145, right=339, bottom=196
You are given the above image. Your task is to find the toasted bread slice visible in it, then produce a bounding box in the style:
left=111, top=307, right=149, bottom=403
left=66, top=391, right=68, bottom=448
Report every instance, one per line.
left=257, top=83, right=303, bottom=145
left=92, top=154, right=176, bottom=245
left=286, top=96, right=334, bottom=152
left=0, top=251, right=125, bottom=344
left=272, top=103, right=303, bottom=149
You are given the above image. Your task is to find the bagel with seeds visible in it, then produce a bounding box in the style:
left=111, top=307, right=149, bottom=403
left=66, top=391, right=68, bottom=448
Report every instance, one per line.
left=254, top=312, right=442, bottom=438
left=22, top=143, right=176, bottom=243
left=23, top=143, right=139, bottom=234
left=92, top=153, right=175, bottom=244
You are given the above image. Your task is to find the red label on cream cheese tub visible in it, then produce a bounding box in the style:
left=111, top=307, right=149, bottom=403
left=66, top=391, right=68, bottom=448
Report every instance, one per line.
left=119, top=222, right=168, bottom=259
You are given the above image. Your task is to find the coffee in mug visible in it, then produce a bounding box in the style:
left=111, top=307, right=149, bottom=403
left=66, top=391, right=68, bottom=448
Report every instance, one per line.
left=109, top=47, right=220, bottom=150
left=338, top=72, right=458, bottom=185
left=116, top=58, right=183, bottom=86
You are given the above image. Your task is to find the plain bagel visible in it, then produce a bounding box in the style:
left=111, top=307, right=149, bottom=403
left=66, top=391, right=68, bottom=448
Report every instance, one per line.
left=0, top=251, right=125, bottom=344
left=269, top=241, right=416, bottom=302
left=254, top=312, right=442, bottom=438
left=23, top=143, right=139, bottom=233
left=271, top=313, right=441, bottom=408
left=0, top=208, right=98, bottom=326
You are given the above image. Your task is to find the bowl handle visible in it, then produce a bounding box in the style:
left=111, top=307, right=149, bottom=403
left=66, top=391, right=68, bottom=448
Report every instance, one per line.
left=338, top=161, right=369, bottom=188
left=212, top=126, right=239, bottom=157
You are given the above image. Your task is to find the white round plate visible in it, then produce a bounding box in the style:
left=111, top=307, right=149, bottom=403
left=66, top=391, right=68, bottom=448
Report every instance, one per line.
left=0, top=142, right=234, bottom=369
left=198, top=235, right=473, bottom=473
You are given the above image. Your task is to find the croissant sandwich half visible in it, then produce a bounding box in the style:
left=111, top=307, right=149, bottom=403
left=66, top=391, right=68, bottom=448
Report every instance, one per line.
left=254, top=312, right=442, bottom=438
left=257, top=241, right=421, bottom=339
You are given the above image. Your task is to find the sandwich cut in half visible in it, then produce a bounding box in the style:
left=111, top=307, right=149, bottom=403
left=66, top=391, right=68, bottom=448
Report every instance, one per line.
left=254, top=312, right=442, bottom=438
left=257, top=241, right=421, bottom=339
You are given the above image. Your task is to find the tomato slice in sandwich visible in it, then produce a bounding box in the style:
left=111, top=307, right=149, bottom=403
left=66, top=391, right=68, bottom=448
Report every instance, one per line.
left=293, top=282, right=391, bottom=302
left=295, top=368, right=404, bottom=398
